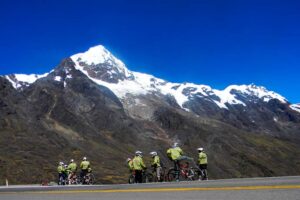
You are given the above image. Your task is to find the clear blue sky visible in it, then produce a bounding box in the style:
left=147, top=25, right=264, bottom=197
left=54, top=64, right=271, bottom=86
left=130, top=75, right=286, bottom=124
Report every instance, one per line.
left=0, top=0, right=299, bottom=103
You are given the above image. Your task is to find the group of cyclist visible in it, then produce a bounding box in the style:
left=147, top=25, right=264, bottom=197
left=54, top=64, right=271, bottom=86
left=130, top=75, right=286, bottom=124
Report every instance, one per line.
left=57, top=156, right=91, bottom=185
left=56, top=143, right=207, bottom=185
left=126, top=143, right=208, bottom=183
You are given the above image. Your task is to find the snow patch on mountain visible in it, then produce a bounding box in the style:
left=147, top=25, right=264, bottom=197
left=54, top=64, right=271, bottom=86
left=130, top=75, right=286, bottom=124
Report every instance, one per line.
left=72, top=62, right=152, bottom=97
left=54, top=76, right=62, bottom=82
left=213, top=87, right=246, bottom=109
left=228, top=84, right=287, bottom=103
left=290, top=104, right=300, bottom=113
left=5, top=73, right=48, bottom=89
left=209, top=84, right=287, bottom=109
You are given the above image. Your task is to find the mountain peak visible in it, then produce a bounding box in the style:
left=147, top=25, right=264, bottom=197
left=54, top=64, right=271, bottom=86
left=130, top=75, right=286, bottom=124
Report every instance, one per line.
left=71, top=45, right=116, bottom=66
left=71, top=45, right=133, bottom=83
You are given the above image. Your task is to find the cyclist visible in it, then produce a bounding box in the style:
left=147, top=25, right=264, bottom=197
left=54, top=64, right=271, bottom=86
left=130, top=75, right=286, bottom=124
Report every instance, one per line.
left=197, top=147, right=208, bottom=180
left=67, top=159, right=77, bottom=184
left=80, top=157, right=90, bottom=181
left=57, top=161, right=66, bottom=185
left=167, top=143, right=183, bottom=181
left=150, top=151, right=163, bottom=181
left=132, top=151, right=146, bottom=183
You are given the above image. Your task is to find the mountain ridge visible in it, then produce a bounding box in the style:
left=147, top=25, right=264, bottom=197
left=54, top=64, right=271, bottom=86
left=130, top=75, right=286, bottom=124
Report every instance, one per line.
left=0, top=45, right=299, bottom=184
left=3, top=45, right=298, bottom=112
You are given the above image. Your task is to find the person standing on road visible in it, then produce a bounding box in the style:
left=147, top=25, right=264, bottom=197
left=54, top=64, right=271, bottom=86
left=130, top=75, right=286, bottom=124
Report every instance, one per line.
left=197, top=147, right=208, bottom=180
left=150, top=151, right=163, bottom=182
left=80, top=157, right=90, bottom=180
left=167, top=143, right=183, bottom=181
left=132, top=151, right=146, bottom=183
left=67, top=159, right=77, bottom=184
left=57, top=161, right=66, bottom=185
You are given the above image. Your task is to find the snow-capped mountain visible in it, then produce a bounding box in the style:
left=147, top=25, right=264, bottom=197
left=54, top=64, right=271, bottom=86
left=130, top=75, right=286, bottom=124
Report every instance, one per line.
left=1, top=44, right=300, bottom=184
left=71, top=45, right=290, bottom=110
left=5, top=45, right=292, bottom=112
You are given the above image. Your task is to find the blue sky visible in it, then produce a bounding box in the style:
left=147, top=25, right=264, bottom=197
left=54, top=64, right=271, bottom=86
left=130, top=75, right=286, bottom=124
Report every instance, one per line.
left=0, top=0, right=299, bottom=103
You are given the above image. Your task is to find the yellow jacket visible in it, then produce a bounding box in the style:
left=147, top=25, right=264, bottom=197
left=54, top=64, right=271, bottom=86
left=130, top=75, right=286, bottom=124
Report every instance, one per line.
left=167, top=147, right=183, bottom=160
left=132, top=156, right=146, bottom=170
left=80, top=161, right=90, bottom=170
left=198, top=152, right=208, bottom=165
left=128, top=160, right=134, bottom=170
left=151, top=155, right=161, bottom=167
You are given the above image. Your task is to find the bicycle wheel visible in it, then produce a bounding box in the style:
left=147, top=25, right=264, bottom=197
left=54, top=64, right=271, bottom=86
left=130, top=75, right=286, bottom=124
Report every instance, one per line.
left=161, top=167, right=168, bottom=182
left=143, top=172, right=153, bottom=183
left=178, top=169, right=188, bottom=181
left=167, top=168, right=176, bottom=182
left=75, top=177, right=81, bottom=185
left=191, top=168, right=200, bottom=180
left=202, top=169, right=208, bottom=180
left=128, top=174, right=135, bottom=184
left=88, top=174, right=95, bottom=185
left=187, top=168, right=196, bottom=181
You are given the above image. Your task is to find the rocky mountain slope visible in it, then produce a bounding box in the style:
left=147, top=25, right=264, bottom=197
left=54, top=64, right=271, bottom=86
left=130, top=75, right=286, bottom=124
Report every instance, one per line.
left=0, top=45, right=299, bottom=184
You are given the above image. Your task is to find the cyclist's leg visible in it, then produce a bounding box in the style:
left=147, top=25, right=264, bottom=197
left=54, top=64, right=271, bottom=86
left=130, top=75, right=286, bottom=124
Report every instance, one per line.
left=174, top=160, right=180, bottom=181
left=138, top=170, right=143, bottom=183
left=58, top=173, right=62, bottom=185
left=156, top=167, right=162, bottom=181
left=135, top=170, right=142, bottom=183
left=198, top=165, right=204, bottom=180
left=203, top=164, right=208, bottom=180
left=68, top=172, right=73, bottom=184
left=81, top=170, right=87, bottom=183
left=80, top=170, right=83, bottom=180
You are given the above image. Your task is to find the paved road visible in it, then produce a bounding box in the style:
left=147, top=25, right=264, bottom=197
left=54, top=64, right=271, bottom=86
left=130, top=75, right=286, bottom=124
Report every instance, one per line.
left=0, top=176, right=299, bottom=200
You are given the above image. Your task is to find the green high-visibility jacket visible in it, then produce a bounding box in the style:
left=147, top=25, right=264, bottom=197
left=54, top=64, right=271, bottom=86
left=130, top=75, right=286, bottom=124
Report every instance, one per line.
left=152, top=155, right=161, bottom=167
left=57, top=165, right=64, bottom=173
left=198, top=152, right=208, bottom=165
left=128, top=160, right=134, bottom=170
left=80, top=161, right=90, bottom=170
left=68, top=163, right=77, bottom=172
left=132, top=156, right=146, bottom=170
left=167, top=147, right=183, bottom=161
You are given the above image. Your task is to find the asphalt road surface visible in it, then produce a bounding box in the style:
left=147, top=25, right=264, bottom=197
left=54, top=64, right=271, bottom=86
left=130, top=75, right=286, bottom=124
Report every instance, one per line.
left=0, top=176, right=299, bottom=200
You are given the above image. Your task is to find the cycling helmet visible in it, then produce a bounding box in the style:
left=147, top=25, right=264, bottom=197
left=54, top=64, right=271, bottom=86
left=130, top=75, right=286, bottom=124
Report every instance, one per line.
left=59, top=161, right=64, bottom=165
left=126, top=158, right=131, bottom=162
left=135, top=151, right=143, bottom=156
left=70, top=159, right=74, bottom=163
left=150, top=151, right=157, bottom=156
left=197, top=147, right=204, bottom=151
left=172, top=142, right=179, bottom=148
left=83, top=157, right=87, bottom=161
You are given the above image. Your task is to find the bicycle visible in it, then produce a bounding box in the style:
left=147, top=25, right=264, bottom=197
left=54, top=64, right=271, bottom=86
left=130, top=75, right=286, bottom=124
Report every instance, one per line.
left=58, top=173, right=67, bottom=185
left=128, top=170, right=153, bottom=183
left=68, top=172, right=80, bottom=185
left=152, top=166, right=167, bottom=182
left=194, top=167, right=208, bottom=180
left=81, top=172, right=95, bottom=185
left=128, top=171, right=135, bottom=184
left=167, top=161, right=196, bottom=182
left=142, top=170, right=153, bottom=183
